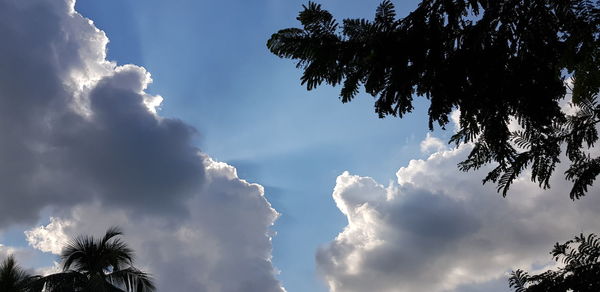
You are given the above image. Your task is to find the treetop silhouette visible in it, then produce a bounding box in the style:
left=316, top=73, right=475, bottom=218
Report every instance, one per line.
left=267, top=0, right=600, bottom=199
left=509, top=233, right=600, bottom=291
left=0, top=255, right=38, bottom=292
left=31, top=226, right=155, bottom=292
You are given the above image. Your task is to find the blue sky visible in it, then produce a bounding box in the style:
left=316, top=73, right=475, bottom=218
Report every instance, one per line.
left=73, top=1, right=426, bottom=291
left=0, top=1, right=599, bottom=292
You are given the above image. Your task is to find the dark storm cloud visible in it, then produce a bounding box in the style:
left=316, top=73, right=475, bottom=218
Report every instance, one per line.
left=0, top=0, right=284, bottom=291
left=0, top=0, right=203, bottom=223
left=49, top=67, right=205, bottom=215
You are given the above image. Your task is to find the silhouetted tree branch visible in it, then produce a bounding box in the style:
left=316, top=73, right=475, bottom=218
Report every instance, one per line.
left=268, top=0, right=600, bottom=199
left=509, top=233, right=600, bottom=291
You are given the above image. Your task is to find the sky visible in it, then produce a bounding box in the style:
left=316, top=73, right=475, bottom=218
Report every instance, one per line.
left=0, top=0, right=598, bottom=292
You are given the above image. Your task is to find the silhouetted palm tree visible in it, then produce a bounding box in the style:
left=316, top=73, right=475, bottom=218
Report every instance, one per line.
left=0, top=255, right=37, bottom=292
left=31, top=226, right=155, bottom=292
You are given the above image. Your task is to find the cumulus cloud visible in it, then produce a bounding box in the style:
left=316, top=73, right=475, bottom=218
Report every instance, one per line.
left=0, top=0, right=283, bottom=290
left=317, top=144, right=600, bottom=292
left=0, top=0, right=204, bottom=225
left=419, top=133, right=446, bottom=154
left=27, top=159, right=282, bottom=291
left=25, top=217, right=72, bottom=255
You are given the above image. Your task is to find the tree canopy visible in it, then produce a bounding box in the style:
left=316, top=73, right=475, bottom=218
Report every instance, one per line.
left=0, top=255, right=38, bottom=292
left=509, top=233, right=600, bottom=291
left=267, top=0, right=600, bottom=199
left=31, top=226, right=155, bottom=292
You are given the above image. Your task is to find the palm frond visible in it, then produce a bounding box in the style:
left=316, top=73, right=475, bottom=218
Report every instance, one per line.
left=50, top=227, right=155, bottom=291
left=29, top=271, right=87, bottom=292
left=375, top=0, right=397, bottom=27
left=102, top=226, right=124, bottom=246
left=0, top=255, right=36, bottom=292
left=108, top=268, right=156, bottom=292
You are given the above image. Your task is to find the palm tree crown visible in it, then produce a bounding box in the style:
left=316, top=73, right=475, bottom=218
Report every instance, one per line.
left=0, top=255, right=37, bottom=292
left=33, top=226, right=155, bottom=292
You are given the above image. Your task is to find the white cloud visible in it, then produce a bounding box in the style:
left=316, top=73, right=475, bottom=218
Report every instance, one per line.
left=0, top=0, right=210, bottom=226
left=317, top=143, right=600, bottom=292
left=0, top=0, right=284, bottom=290
left=0, top=244, right=18, bottom=259
left=419, top=133, right=446, bottom=154
left=27, top=158, right=283, bottom=291
left=450, top=109, right=461, bottom=131
left=0, top=243, right=38, bottom=274
left=25, top=217, right=72, bottom=254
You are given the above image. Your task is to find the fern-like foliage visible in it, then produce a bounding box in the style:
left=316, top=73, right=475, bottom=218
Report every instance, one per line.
left=508, top=270, right=530, bottom=292
left=508, top=233, right=600, bottom=291
left=267, top=0, right=600, bottom=199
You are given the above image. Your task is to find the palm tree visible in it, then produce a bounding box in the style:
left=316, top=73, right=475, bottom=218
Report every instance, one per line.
left=0, top=255, right=38, bottom=292
left=32, top=226, right=155, bottom=292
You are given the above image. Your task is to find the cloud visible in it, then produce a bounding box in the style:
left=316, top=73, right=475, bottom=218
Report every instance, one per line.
left=0, top=243, right=40, bottom=275
left=25, top=217, right=72, bottom=255
left=317, top=142, right=600, bottom=292
left=27, top=158, right=282, bottom=291
left=419, top=133, right=446, bottom=154
left=0, top=0, right=283, bottom=290
left=0, top=0, right=203, bottom=225
left=0, top=245, right=24, bottom=260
